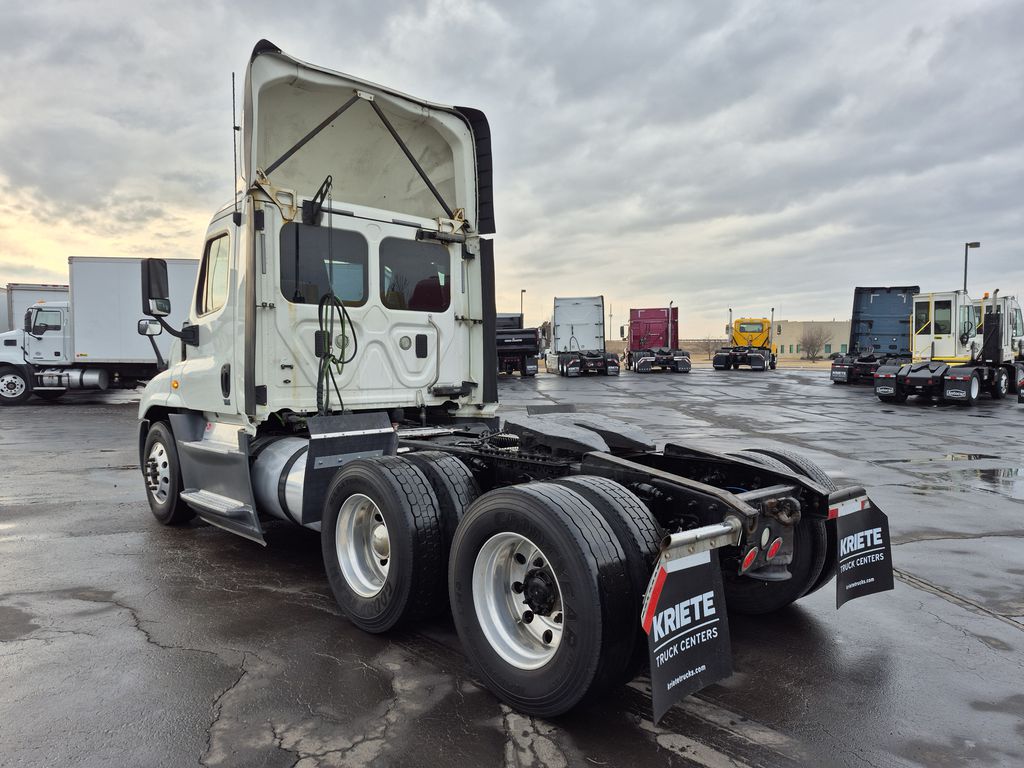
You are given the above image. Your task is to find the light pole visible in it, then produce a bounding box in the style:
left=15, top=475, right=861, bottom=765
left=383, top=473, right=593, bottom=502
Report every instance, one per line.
left=963, top=241, right=980, bottom=292
left=520, top=289, right=526, bottom=319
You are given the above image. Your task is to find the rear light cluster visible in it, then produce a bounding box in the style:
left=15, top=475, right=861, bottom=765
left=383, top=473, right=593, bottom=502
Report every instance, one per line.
left=947, top=374, right=971, bottom=381
left=875, top=372, right=896, bottom=379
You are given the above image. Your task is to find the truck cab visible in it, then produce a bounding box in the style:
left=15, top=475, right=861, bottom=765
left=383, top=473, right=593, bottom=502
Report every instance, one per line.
left=910, top=290, right=979, bottom=362
left=713, top=313, right=777, bottom=371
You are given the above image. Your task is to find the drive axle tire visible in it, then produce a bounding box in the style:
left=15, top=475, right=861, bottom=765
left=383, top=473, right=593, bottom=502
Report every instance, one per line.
left=959, top=372, right=981, bottom=406
left=142, top=422, right=195, bottom=525
left=990, top=368, right=1008, bottom=400
left=745, top=447, right=837, bottom=599
left=322, top=456, right=444, bottom=633
left=0, top=366, right=32, bottom=405
left=554, top=475, right=663, bottom=682
left=449, top=482, right=634, bottom=717
left=404, top=451, right=480, bottom=552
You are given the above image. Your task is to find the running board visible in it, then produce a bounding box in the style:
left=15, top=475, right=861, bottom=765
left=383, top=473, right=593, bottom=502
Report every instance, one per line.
left=180, top=489, right=266, bottom=546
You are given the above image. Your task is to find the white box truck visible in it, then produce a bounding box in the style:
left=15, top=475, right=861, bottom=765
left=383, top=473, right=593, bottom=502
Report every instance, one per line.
left=545, top=295, right=619, bottom=376
left=0, top=257, right=197, bottom=404
left=4, top=283, right=69, bottom=332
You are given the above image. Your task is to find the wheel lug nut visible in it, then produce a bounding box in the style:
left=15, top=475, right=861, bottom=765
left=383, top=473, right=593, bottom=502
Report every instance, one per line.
left=512, top=581, right=524, bottom=593
left=523, top=611, right=534, bottom=624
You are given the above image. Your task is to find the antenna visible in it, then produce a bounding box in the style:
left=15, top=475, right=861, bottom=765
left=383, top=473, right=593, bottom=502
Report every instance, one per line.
left=232, top=72, right=241, bottom=226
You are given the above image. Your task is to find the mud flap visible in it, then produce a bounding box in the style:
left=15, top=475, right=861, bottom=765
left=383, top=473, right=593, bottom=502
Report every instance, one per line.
left=641, top=550, right=733, bottom=723
left=831, top=496, right=894, bottom=607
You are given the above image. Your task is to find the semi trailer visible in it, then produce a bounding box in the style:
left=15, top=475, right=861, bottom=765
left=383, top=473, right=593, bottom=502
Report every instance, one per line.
left=874, top=289, right=1024, bottom=405
left=495, top=313, right=539, bottom=377
left=623, top=305, right=691, bottom=373
left=3, top=282, right=69, bottom=332
left=134, top=40, right=893, bottom=722
left=830, top=286, right=918, bottom=384
left=545, top=295, right=619, bottom=376
left=713, top=310, right=777, bottom=370
left=0, top=257, right=197, bottom=405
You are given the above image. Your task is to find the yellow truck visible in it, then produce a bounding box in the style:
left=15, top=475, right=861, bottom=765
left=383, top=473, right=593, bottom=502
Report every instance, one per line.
left=713, top=310, right=777, bottom=370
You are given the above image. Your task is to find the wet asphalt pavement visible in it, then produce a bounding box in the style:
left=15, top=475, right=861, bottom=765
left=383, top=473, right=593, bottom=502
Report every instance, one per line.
left=1, top=369, right=1023, bottom=768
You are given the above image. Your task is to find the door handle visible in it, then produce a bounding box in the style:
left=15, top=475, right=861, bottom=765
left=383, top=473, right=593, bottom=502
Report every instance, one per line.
left=220, top=364, right=231, bottom=398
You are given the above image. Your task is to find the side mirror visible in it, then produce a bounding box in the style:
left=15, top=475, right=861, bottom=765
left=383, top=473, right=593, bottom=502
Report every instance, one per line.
left=138, top=319, right=163, bottom=337
left=142, top=258, right=171, bottom=317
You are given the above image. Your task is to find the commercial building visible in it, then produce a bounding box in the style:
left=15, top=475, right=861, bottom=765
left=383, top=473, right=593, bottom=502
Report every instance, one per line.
left=774, top=319, right=851, bottom=360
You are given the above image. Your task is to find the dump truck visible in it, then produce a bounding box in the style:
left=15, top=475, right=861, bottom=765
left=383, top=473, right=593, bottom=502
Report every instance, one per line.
left=830, top=286, right=918, bottom=384
left=495, top=312, right=539, bottom=377
left=545, top=295, right=619, bottom=376
left=0, top=257, right=197, bottom=405
left=713, top=310, right=777, bottom=370
left=874, top=289, right=1024, bottom=404
left=623, top=305, right=691, bottom=373
left=134, top=40, right=894, bottom=722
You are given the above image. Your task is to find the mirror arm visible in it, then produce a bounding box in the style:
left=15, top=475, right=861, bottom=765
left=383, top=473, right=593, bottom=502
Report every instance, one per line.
left=155, top=316, right=199, bottom=346
left=147, top=336, right=167, bottom=371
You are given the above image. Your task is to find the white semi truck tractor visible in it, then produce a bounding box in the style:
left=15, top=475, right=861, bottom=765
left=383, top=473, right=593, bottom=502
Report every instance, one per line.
left=136, top=40, right=894, bottom=721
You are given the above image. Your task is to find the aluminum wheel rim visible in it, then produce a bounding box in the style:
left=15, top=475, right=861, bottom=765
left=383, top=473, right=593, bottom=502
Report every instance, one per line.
left=998, top=372, right=1008, bottom=395
left=472, top=532, right=564, bottom=670
left=0, top=372, right=26, bottom=399
left=971, top=376, right=980, bottom=399
left=336, top=493, right=390, bottom=598
left=147, top=442, right=171, bottom=503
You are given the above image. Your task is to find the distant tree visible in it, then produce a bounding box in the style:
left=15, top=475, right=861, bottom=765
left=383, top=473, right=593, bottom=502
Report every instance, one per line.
left=799, top=325, right=832, bottom=361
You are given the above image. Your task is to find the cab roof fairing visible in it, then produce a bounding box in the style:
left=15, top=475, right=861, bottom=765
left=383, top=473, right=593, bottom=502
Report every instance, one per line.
left=241, top=40, right=494, bottom=234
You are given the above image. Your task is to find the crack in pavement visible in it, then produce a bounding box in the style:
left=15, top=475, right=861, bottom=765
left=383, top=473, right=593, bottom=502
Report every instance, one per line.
left=894, top=569, right=1024, bottom=632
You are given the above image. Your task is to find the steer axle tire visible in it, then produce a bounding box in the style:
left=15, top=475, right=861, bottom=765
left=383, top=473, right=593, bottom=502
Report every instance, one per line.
left=322, top=456, right=444, bottom=634
left=449, top=482, right=634, bottom=717
left=142, top=422, right=195, bottom=525
left=0, top=366, right=32, bottom=406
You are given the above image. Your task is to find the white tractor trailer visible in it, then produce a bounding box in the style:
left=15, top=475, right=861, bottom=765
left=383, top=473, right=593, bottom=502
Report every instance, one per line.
left=134, top=41, right=894, bottom=721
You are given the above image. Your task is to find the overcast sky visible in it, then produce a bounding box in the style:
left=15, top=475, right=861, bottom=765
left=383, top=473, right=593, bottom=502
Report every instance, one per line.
left=1, top=0, right=1021, bottom=335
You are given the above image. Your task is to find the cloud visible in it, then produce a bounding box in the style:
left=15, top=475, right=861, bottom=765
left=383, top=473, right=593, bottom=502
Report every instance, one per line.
left=0, top=0, right=1021, bottom=335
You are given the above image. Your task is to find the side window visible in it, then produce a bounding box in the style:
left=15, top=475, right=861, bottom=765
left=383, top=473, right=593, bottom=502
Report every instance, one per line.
left=914, top=301, right=931, bottom=335
left=34, top=309, right=63, bottom=333
left=933, top=300, right=952, bottom=335
left=379, top=238, right=450, bottom=312
left=1015, top=309, right=1024, bottom=337
left=279, top=223, right=368, bottom=305
left=196, top=234, right=231, bottom=315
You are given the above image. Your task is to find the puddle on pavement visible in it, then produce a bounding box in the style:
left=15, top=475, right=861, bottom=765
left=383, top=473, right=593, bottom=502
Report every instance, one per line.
left=876, top=453, right=998, bottom=465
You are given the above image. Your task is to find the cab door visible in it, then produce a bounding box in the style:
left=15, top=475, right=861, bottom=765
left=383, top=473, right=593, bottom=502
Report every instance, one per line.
left=24, top=307, right=70, bottom=364
left=930, top=298, right=956, bottom=358
left=170, top=221, right=239, bottom=414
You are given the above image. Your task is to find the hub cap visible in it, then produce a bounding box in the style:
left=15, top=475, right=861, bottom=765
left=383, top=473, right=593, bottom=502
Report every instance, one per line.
left=0, top=372, right=27, bottom=399
left=146, top=442, right=171, bottom=503
left=336, top=493, right=390, bottom=598
left=473, top=532, right=564, bottom=670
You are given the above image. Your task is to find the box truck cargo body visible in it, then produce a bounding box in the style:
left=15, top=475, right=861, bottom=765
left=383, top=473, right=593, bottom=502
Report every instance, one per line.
left=5, top=283, right=69, bottom=331
left=0, top=257, right=197, bottom=404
